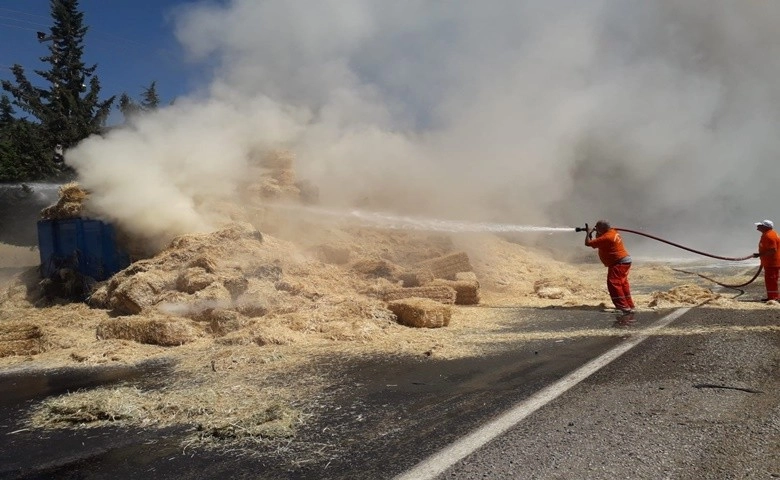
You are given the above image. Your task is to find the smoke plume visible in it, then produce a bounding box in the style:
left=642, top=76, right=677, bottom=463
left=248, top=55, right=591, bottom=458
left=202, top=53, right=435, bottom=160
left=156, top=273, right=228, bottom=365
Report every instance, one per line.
left=67, top=0, right=780, bottom=257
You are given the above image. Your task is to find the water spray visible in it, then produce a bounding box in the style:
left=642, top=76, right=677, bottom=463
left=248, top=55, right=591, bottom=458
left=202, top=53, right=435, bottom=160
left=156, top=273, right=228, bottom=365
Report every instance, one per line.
left=260, top=203, right=578, bottom=234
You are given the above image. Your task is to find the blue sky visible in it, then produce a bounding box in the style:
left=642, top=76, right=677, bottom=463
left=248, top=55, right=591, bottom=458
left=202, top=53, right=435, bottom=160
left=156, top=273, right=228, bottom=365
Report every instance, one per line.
left=0, top=0, right=209, bottom=123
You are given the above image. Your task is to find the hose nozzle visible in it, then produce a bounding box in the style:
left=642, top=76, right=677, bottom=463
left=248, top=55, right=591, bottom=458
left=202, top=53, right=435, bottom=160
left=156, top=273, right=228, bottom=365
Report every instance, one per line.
left=574, top=223, right=589, bottom=232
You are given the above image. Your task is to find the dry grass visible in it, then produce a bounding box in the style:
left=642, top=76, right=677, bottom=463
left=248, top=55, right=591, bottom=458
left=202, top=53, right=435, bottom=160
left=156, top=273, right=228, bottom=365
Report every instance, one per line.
left=31, top=383, right=304, bottom=447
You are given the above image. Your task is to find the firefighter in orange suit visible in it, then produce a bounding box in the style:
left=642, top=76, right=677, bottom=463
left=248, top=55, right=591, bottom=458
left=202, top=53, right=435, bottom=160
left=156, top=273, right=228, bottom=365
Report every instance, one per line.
left=753, top=219, right=780, bottom=301
left=585, top=219, right=635, bottom=314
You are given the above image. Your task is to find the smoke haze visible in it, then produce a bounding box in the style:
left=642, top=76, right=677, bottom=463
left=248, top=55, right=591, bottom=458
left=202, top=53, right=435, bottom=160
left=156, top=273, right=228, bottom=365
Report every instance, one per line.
left=67, top=0, right=780, bottom=256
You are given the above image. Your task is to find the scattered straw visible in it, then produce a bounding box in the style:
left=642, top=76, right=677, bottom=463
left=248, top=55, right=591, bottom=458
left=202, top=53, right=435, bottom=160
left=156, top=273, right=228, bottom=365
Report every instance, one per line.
left=0, top=211, right=772, bottom=452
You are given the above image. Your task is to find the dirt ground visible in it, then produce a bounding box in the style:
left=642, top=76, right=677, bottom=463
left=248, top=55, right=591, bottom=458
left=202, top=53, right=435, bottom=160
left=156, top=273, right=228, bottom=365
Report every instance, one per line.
left=0, top=205, right=774, bottom=450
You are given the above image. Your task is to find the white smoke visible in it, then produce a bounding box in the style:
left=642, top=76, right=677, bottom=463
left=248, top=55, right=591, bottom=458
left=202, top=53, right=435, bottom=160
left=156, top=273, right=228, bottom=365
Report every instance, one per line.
left=67, top=0, right=780, bottom=256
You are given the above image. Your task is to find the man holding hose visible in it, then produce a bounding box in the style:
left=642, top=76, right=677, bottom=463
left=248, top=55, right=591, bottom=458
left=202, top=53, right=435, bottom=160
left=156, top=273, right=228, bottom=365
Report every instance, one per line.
left=753, top=219, right=780, bottom=302
left=585, top=220, right=635, bottom=314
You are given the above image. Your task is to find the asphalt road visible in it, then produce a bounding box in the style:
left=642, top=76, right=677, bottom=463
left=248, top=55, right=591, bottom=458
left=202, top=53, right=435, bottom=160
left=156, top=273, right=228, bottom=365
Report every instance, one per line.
left=1, top=300, right=778, bottom=479
left=411, top=306, right=780, bottom=480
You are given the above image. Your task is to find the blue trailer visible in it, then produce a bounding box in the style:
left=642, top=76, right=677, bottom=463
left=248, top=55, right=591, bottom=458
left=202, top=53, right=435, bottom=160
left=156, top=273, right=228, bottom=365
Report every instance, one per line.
left=37, top=218, right=130, bottom=283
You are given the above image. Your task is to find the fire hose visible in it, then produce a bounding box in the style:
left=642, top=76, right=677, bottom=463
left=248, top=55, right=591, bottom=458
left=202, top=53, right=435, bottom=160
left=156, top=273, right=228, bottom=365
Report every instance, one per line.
left=574, top=224, right=762, bottom=290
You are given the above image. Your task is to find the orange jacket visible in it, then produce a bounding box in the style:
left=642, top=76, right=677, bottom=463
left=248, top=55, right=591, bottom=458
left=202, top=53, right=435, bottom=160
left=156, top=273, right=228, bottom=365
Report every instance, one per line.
left=758, top=229, right=780, bottom=268
left=588, top=228, right=630, bottom=267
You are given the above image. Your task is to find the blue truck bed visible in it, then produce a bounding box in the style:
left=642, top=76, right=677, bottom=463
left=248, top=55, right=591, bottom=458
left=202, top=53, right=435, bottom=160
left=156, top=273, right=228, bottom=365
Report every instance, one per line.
left=37, top=218, right=130, bottom=282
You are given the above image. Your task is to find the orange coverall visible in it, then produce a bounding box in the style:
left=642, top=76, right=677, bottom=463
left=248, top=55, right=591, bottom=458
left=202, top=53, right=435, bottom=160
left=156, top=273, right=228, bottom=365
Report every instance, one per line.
left=588, top=228, right=635, bottom=311
left=758, top=229, right=780, bottom=300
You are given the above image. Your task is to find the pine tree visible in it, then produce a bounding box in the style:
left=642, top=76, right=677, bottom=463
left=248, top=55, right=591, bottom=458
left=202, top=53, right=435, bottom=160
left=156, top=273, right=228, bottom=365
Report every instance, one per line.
left=0, top=95, right=14, bottom=127
left=0, top=94, right=48, bottom=181
left=118, top=93, right=141, bottom=120
left=1, top=0, right=114, bottom=179
left=119, top=81, right=160, bottom=122
left=141, top=81, right=160, bottom=110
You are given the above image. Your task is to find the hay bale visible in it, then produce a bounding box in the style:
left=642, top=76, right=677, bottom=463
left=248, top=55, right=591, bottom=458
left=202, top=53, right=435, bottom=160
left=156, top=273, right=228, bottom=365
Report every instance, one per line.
left=222, top=273, right=250, bottom=298
left=455, top=271, right=478, bottom=282
left=388, top=298, right=451, bottom=328
left=253, top=325, right=303, bottom=346
left=431, top=279, right=480, bottom=305
left=109, top=271, right=173, bottom=314
left=421, top=251, right=473, bottom=280
left=207, top=310, right=245, bottom=336
left=398, top=269, right=434, bottom=287
left=0, top=322, right=46, bottom=357
left=274, top=279, right=303, bottom=294
left=87, top=283, right=110, bottom=308
left=382, top=284, right=456, bottom=304
left=188, top=255, right=219, bottom=273
left=243, top=261, right=282, bottom=281
left=176, top=268, right=215, bottom=294
left=235, top=298, right=269, bottom=318
left=96, top=315, right=199, bottom=346
left=193, top=283, right=233, bottom=304
left=351, top=258, right=400, bottom=279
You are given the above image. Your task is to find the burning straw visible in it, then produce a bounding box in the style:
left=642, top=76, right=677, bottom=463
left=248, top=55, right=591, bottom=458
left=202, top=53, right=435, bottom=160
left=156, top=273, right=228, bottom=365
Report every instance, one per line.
left=40, top=182, right=89, bottom=220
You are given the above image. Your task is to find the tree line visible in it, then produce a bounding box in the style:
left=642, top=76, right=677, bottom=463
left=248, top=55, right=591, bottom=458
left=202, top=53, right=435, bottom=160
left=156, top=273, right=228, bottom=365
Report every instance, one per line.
left=0, top=0, right=162, bottom=182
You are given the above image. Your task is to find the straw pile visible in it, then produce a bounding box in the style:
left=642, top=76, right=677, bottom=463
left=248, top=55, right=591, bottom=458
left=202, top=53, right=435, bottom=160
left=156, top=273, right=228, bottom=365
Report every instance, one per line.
left=382, top=284, right=457, bottom=304
left=388, top=298, right=451, bottom=328
left=0, top=321, right=46, bottom=357
left=95, top=315, right=200, bottom=346
left=31, top=384, right=302, bottom=443
left=648, top=284, right=721, bottom=307
left=90, top=222, right=266, bottom=316
left=420, top=251, right=474, bottom=280
left=85, top=221, right=404, bottom=349
left=532, top=276, right=589, bottom=300
left=40, top=182, right=88, bottom=220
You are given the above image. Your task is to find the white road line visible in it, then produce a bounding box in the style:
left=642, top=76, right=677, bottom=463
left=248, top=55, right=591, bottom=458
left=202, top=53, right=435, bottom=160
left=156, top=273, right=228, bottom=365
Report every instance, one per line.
left=393, top=307, right=692, bottom=480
